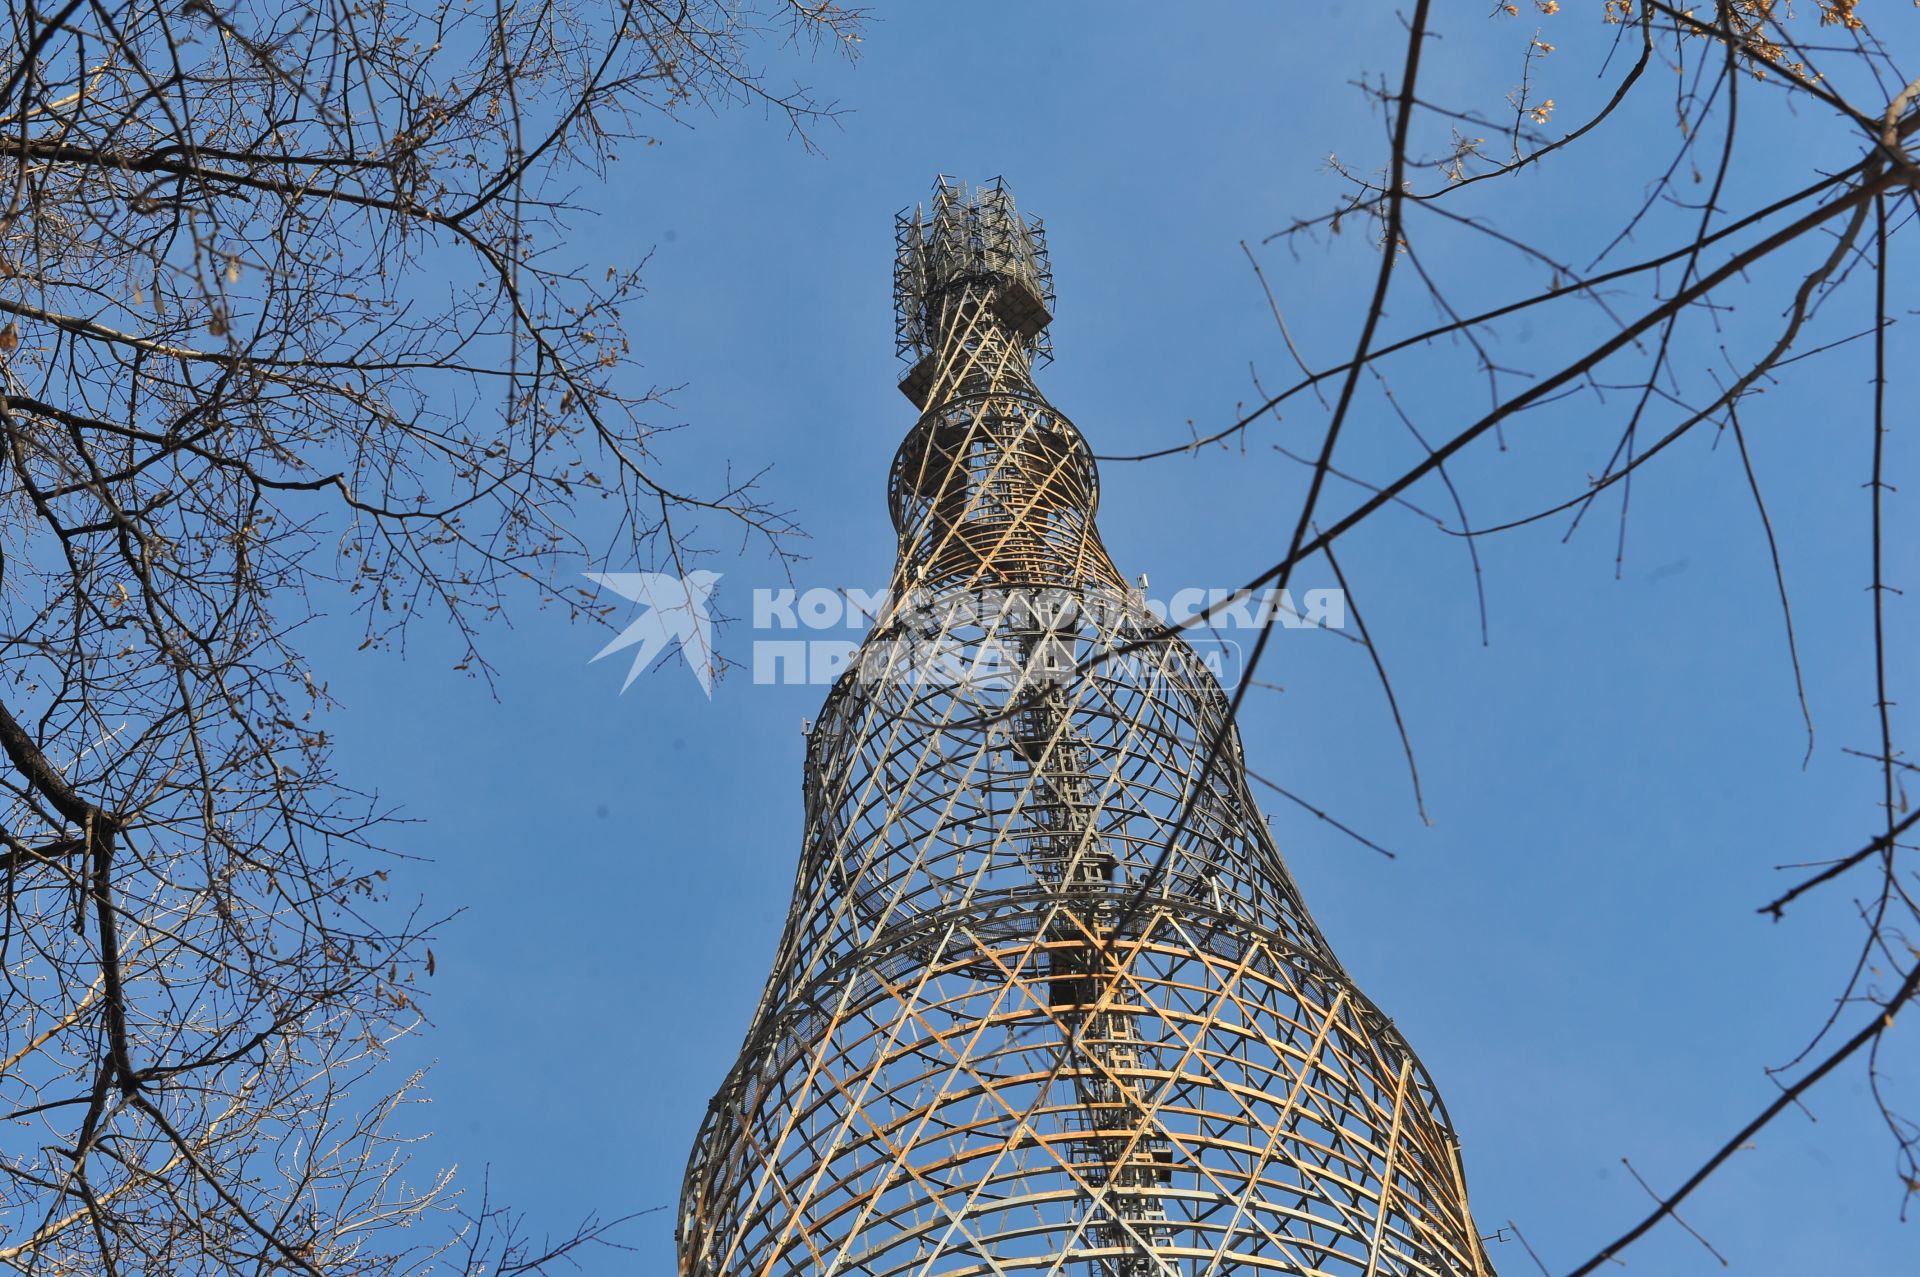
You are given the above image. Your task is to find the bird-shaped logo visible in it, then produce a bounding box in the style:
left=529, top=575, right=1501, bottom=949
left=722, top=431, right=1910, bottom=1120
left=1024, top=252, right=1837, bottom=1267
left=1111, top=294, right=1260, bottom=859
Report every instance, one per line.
left=584, top=570, right=722, bottom=697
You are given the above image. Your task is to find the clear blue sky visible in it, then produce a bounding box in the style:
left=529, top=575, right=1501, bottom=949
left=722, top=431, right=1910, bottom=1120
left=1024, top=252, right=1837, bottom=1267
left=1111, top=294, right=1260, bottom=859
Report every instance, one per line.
left=324, top=6, right=1914, bottom=1272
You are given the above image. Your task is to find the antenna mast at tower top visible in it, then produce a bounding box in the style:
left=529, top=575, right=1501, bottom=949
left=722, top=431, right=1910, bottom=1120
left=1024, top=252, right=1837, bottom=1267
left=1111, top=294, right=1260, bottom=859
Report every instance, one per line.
left=893, top=176, right=1054, bottom=406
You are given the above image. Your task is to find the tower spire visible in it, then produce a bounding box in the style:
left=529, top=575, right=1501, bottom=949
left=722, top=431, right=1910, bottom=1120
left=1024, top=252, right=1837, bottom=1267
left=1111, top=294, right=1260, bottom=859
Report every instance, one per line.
left=887, top=178, right=1120, bottom=594
left=679, top=179, right=1496, bottom=1277
left=894, top=176, right=1054, bottom=409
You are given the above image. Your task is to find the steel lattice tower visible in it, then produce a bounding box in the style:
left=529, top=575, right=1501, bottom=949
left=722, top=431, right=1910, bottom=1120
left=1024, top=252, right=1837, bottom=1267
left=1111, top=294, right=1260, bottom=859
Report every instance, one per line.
left=678, top=178, right=1496, bottom=1277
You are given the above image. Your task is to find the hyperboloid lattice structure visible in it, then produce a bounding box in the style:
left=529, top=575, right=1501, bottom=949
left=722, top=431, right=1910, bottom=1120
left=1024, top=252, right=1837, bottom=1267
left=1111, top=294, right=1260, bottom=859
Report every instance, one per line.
left=678, top=178, right=1496, bottom=1277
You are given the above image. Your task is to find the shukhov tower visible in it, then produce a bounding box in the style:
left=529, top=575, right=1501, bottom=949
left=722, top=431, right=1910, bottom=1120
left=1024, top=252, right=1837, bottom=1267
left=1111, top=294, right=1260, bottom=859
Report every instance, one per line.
left=679, top=179, right=1495, bottom=1277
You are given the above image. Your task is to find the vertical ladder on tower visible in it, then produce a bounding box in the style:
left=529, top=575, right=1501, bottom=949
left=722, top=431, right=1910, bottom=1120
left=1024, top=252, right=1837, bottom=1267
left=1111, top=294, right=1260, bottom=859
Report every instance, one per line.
left=1013, top=620, right=1175, bottom=1277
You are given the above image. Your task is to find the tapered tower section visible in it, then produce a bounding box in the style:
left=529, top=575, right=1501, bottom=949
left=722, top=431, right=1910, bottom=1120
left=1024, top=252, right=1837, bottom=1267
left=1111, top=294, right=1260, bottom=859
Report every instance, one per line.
left=679, top=178, right=1495, bottom=1277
